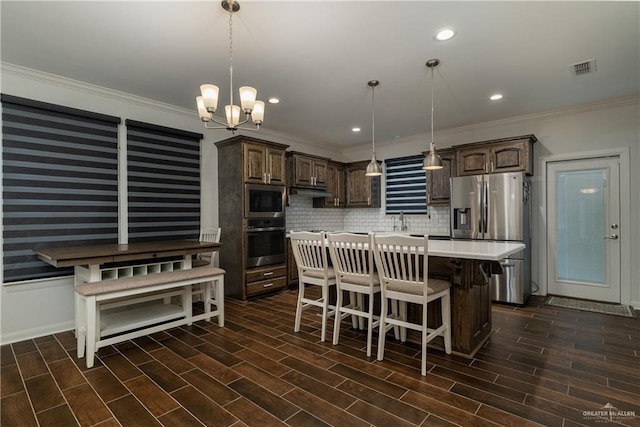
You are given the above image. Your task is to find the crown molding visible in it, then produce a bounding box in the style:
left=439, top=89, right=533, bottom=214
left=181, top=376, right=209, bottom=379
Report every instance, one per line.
left=1, top=62, right=314, bottom=145
left=2, top=62, right=197, bottom=118
left=370, top=94, right=639, bottom=150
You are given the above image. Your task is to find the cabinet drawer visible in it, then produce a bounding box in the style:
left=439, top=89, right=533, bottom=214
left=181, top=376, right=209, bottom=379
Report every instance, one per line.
left=246, top=265, right=286, bottom=283
left=246, top=276, right=287, bottom=296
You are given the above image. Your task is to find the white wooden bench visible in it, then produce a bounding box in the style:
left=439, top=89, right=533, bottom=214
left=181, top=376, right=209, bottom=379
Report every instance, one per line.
left=74, top=266, right=225, bottom=368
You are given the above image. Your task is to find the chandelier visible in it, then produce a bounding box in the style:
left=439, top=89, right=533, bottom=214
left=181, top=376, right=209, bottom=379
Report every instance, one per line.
left=196, top=0, right=264, bottom=132
left=365, top=80, right=383, bottom=176
left=422, top=58, right=443, bottom=170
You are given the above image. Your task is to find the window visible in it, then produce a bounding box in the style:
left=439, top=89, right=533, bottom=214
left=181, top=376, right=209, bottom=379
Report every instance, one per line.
left=385, top=155, right=427, bottom=214
left=2, top=95, right=120, bottom=282
left=126, top=120, right=202, bottom=242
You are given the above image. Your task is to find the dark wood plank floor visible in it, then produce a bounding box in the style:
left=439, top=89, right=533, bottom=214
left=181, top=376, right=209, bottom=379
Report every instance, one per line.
left=1, top=292, right=639, bottom=426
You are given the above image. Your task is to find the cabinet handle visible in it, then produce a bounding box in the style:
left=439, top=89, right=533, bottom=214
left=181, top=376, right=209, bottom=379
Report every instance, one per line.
left=263, top=283, right=274, bottom=288
left=367, top=197, right=370, bottom=205
left=267, top=172, right=271, bottom=184
left=263, top=172, right=267, bottom=183
left=490, top=161, right=494, bottom=172
left=263, top=272, right=274, bottom=276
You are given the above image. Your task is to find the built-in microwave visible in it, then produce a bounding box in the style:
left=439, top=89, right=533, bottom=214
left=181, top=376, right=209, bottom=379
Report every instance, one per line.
left=245, top=184, right=286, bottom=218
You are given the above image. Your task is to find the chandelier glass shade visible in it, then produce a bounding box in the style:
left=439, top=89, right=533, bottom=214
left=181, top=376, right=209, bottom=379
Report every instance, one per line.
left=196, top=0, right=264, bottom=132
left=422, top=59, right=444, bottom=170
left=365, top=80, right=383, bottom=177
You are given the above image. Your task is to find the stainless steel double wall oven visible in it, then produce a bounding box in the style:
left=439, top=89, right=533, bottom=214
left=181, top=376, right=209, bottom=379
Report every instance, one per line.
left=244, top=184, right=286, bottom=268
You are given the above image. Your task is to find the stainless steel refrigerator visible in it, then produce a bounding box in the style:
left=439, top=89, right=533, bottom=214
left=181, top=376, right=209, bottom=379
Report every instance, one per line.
left=450, top=172, right=531, bottom=304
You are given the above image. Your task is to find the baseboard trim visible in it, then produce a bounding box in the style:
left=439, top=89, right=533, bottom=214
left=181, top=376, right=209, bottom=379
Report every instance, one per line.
left=0, top=321, right=74, bottom=346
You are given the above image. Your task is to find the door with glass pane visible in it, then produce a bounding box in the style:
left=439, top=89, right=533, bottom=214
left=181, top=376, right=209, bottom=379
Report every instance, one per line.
left=547, top=157, right=620, bottom=302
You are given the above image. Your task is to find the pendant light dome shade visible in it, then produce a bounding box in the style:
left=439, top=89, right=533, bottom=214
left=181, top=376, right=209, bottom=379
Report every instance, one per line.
left=365, top=80, right=382, bottom=176
left=422, top=59, right=444, bottom=171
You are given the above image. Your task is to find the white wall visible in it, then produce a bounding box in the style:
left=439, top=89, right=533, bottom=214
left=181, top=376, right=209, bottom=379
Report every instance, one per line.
left=1, top=64, right=638, bottom=344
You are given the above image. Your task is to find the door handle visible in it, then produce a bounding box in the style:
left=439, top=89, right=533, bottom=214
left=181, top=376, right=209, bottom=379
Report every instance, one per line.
left=604, top=234, right=619, bottom=240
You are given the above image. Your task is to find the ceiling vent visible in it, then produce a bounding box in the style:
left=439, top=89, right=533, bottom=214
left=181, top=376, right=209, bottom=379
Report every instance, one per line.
left=570, top=59, right=596, bottom=76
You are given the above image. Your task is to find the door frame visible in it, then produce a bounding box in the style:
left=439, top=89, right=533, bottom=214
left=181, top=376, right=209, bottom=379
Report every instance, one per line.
left=538, top=148, right=631, bottom=305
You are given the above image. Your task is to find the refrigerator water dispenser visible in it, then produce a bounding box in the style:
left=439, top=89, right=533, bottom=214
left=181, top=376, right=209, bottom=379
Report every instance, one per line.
left=453, top=208, right=471, bottom=231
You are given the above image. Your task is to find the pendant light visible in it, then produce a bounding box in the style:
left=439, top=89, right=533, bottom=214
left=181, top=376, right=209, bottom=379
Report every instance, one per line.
left=365, top=80, right=383, bottom=176
left=423, top=59, right=444, bottom=170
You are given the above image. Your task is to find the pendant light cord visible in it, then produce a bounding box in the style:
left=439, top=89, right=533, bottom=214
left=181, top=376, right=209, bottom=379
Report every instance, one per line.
left=372, top=84, right=376, bottom=153
left=228, top=11, right=234, bottom=109
left=430, top=65, right=434, bottom=147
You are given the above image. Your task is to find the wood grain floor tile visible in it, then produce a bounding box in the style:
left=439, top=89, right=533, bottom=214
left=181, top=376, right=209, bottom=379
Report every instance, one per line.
left=36, top=338, right=69, bottom=363
left=157, top=407, right=205, bottom=427
left=48, top=358, right=87, bottom=390
left=3, top=291, right=638, bottom=427
left=11, top=339, right=37, bottom=356
left=280, top=369, right=356, bottom=409
left=62, top=383, right=113, bottom=426
left=84, top=366, right=130, bottom=403
left=233, top=361, right=295, bottom=396
left=1, top=391, right=38, bottom=427
left=181, top=368, right=239, bottom=405
left=16, top=351, right=48, bottom=379
left=138, top=360, right=188, bottom=393
left=224, top=396, right=288, bottom=427
left=228, top=377, right=299, bottom=421
left=186, top=353, right=242, bottom=384
left=108, top=394, right=162, bottom=427
left=282, top=387, right=369, bottom=427
left=35, top=404, right=79, bottom=426
left=24, top=374, right=65, bottom=413
left=124, top=375, right=180, bottom=417
left=150, top=346, right=195, bottom=375
left=171, top=385, right=237, bottom=427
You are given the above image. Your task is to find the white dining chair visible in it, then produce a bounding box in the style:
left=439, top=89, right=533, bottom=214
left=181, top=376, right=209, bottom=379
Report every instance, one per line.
left=371, top=233, right=452, bottom=376
left=289, top=231, right=337, bottom=342
left=194, top=227, right=221, bottom=267
left=193, top=227, right=223, bottom=321
left=327, top=232, right=381, bottom=357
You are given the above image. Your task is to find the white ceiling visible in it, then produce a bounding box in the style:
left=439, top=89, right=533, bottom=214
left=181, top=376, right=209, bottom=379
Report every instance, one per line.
left=2, top=1, right=639, bottom=148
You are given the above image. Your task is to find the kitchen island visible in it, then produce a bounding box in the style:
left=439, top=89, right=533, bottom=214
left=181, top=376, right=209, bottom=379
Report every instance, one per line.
left=288, top=232, right=523, bottom=358
left=421, top=238, right=523, bottom=357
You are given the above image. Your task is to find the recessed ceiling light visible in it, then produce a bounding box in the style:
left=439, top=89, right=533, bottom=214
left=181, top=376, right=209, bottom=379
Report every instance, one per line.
left=434, top=28, right=455, bottom=41
left=490, top=94, right=503, bottom=101
left=268, top=98, right=280, bottom=104
left=352, top=127, right=361, bottom=132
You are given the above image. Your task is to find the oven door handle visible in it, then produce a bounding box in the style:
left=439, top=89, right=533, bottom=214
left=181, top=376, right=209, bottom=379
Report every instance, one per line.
left=245, top=227, right=287, bottom=233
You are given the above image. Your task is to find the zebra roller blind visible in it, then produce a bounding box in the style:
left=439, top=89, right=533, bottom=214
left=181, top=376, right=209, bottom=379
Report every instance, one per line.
left=2, top=94, right=120, bottom=282
left=126, top=120, right=202, bottom=243
left=385, top=155, right=428, bottom=214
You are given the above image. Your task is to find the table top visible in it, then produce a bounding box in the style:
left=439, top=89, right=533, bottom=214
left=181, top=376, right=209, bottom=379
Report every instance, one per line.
left=35, top=240, right=221, bottom=268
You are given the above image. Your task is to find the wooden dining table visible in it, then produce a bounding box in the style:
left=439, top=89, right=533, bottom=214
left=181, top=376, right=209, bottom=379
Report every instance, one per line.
left=36, top=240, right=222, bottom=283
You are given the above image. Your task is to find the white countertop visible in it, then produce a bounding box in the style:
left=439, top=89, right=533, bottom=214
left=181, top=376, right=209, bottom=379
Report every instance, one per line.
left=426, top=240, right=524, bottom=261
left=288, top=231, right=525, bottom=261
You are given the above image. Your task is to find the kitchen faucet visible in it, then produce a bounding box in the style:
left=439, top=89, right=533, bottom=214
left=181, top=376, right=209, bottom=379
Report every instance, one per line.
left=399, top=211, right=408, bottom=231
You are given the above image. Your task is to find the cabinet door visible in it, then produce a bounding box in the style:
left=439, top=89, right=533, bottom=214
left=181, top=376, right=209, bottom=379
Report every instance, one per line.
left=312, top=159, right=328, bottom=187
left=318, top=162, right=345, bottom=207
left=335, top=165, right=346, bottom=207
left=490, top=141, right=530, bottom=174
left=456, top=147, right=490, bottom=176
left=346, top=167, right=372, bottom=207
left=243, top=143, right=266, bottom=183
left=266, top=148, right=286, bottom=184
left=428, top=150, right=455, bottom=205
left=293, top=156, right=314, bottom=187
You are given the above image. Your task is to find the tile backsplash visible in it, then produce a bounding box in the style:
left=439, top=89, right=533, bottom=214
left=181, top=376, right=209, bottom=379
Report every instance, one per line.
left=286, top=195, right=450, bottom=236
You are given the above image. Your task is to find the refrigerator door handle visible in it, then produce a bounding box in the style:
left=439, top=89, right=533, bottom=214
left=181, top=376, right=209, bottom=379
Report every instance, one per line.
left=483, top=179, right=489, bottom=235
